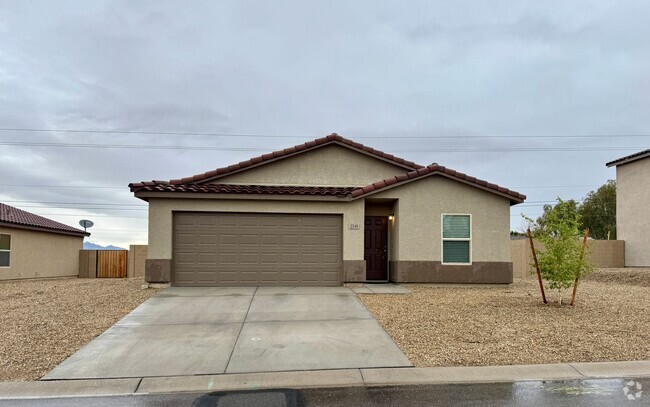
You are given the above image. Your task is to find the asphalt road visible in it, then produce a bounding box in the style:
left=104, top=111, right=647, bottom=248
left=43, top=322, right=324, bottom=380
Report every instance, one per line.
left=1, top=378, right=647, bottom=406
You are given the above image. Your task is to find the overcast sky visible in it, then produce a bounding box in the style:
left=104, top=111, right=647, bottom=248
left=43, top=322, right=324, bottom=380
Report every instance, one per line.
left=1, top=0, right=648, bottom=247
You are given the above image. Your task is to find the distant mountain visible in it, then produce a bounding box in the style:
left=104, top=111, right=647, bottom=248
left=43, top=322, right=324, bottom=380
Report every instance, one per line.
left=83, top=241, right=126, bottom=250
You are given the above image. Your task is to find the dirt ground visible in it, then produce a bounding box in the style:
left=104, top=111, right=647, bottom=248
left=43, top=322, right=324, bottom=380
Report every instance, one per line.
left=360, top=268, right=650, bottom=367
left=0, top=278, right=159, bottom=381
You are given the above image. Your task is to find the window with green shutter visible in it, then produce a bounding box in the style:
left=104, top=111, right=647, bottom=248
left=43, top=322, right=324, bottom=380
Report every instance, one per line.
left=442, top=215, right=471, bottom=264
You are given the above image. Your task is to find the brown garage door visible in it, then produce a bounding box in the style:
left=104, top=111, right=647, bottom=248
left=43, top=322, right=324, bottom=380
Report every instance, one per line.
left=173, top=212, right=342, bottom=286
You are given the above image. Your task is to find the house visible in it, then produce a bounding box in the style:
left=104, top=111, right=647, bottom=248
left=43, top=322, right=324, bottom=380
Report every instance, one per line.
left=130, top=134, right=525, bottom=287
left=606, top=148, right=650, bottom=267
left=0, top=203, right=90, bottom=280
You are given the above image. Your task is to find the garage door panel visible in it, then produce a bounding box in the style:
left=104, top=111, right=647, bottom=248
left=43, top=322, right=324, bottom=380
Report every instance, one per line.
left=260, top=234, right=280, bottom=246
left=301, top=235, right=320, bottom=246
left=280, top=217, right=300, bottom=228
left=217, top=214, right=237, bottom=227
left=175, top=233, right=197, bottom=245
left=259, top=252, right=280, bottom=264
left=281, top=253, right=300, bottom=264
left=280, top=234, right=300, bottom=246
left=173, top=213, right=342, bottom=286
left=239, top=234, right=260, bottom=246
left=197, top=216, right=218, bottom=226
left=321, top=235, right=339, bottom=246
left=219, top=235, right=238, bottom=245
left=219, top=253, right=238, bottom=264
left=321, top=253, right=341, bottom=265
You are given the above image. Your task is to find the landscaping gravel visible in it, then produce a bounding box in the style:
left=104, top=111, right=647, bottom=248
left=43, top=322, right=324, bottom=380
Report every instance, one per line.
left=0, top=278, right=159, bottom=381
left=359, top=269, right=650, bottom=368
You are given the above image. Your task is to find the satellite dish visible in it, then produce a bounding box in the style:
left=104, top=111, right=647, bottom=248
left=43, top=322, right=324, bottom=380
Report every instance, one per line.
left=79, top=219, right=94, bottom=232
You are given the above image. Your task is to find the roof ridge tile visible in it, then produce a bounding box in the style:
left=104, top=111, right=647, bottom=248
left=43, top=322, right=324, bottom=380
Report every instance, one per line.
left=348, top=164, right=526, bottom=203
left=159, top=133, right=423, bottom=185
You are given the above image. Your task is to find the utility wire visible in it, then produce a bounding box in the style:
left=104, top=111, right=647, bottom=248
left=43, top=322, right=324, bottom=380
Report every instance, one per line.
left=1, top=200, right=145, bottom=207
left=0, top=141, right=645, bottom=152
left=0, top=183, right=602, bottom=189
left=2, top=127, right=650, bottom=139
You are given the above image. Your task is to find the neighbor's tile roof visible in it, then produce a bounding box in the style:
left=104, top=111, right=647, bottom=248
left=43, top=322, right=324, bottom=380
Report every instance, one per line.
left=0, top=203, right=90, bottom=236
left=129, top=181, right=354, bottom=197
left=350, top=164, right=526, bottom=203
left=166, top=133, right=423, bottom=185
left=606, top=148, right=650, bottom=167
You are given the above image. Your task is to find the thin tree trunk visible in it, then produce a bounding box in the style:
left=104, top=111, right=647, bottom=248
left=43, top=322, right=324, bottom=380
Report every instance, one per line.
left=528, top=229, right=547, bottom=304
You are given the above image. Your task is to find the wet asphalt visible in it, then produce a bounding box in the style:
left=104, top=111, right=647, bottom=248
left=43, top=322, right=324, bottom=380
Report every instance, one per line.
left=1, top=377, right=647, bottom=406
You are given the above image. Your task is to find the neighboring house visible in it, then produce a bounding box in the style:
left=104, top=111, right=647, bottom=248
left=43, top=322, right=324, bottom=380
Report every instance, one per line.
left=0, top=203, right=90, bottom=280
left=130, top=134, right=525, bottom=287
left=606, top=149, right=650, bottom=267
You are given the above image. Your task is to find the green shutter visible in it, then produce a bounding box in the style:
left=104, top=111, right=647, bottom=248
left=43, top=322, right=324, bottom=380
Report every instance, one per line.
left=443, top=241, right=470, bottom=263
left=443, top=215, right=470, bottom=239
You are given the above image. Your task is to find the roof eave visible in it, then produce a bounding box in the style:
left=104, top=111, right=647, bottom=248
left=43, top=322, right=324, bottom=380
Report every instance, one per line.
left=133, top=191, right=351, bottom=202
left=350, top=172, right=526, bottom=205
left=606, top=151, right=650, bottom=167
left=0, top=221, right=90, bottom=237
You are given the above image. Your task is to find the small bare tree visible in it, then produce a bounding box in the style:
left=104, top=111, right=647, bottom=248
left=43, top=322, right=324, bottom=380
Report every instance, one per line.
left=524, top=198, right=594, bottom=305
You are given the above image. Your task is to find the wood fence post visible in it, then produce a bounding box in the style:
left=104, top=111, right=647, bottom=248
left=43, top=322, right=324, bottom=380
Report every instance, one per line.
left=528, top=228, right=547, bottom=304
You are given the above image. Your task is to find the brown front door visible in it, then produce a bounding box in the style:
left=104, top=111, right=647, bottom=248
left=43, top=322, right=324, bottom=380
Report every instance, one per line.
left=364, top=216, right=388, bottom=281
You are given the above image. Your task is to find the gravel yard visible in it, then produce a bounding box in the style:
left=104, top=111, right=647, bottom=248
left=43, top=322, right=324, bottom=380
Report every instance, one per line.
left=359, top=269, right=650, bottom=367
left=0, top=278, right=159, bottom=381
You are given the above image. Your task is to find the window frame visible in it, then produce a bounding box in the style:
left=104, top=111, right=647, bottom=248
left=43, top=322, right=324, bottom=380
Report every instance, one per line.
left=440, top=214, right=472, bottom=265
left=0, top=234, right=10, bottom=268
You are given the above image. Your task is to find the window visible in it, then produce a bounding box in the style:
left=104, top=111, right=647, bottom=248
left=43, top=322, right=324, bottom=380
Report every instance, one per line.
left=442, top=214, right=471, bottom=264
left=0, top=234, right=10, bottom=267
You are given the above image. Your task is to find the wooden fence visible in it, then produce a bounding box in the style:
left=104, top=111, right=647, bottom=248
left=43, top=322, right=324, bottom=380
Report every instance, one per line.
left=79, top=250, right=128, bottom=278
left=97, top=250, right=128, bottom=278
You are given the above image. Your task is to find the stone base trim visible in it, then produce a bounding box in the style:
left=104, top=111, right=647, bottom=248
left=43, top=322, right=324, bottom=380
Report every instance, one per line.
left=343, top=260, right=366, bottom=282
left=389, top=261, right=513, bottom=284
left=145, top=259, right=172, bottom=283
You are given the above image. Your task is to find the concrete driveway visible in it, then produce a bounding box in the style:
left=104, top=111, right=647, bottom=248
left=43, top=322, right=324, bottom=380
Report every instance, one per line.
left=44, top=286, right=411, bottom=380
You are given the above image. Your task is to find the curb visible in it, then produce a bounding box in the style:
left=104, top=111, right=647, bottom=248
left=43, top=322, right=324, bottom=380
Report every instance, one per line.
left=1, top=361, right=649, bottom=400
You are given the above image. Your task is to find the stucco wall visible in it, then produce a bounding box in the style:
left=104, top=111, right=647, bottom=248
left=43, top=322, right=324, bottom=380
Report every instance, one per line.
left=127, top=245, right=148, bottom=278
left=214, top=145, right=410, bottom=187
left=616, top=159, right=650, bottom=266
left=148, top=198, right=365, bottom=261
left=0, top=226, right=82, bottom=280
left=371, top=176, right=512, bottom=262
left=511, top=239, right=625, bottom=278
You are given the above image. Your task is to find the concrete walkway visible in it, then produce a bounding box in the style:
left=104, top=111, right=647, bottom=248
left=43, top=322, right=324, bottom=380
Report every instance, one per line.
left=348, top=283, right=411, bottom=294
left=44, top=286, right=411, bottom=380
left=3, top=361, right=649, bottom=399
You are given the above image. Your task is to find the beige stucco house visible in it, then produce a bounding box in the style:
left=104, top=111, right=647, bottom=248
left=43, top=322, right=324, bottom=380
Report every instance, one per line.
left=607, top=149, right=650, bottom=266
left=130, top=134, right=525, bottom=286
left=0, top=203, right=89, bottom=280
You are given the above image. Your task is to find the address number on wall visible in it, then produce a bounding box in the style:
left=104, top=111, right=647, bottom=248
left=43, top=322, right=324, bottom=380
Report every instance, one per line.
left=348, top=224, right=360, bottom=230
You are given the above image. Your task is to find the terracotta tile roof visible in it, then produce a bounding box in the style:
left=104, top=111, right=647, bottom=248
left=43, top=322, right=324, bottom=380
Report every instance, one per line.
left=0, top=203, right=90, bottom=237
left=606, top=148, right=650, bottom=167
left=350, top=164, right=526, bottom=204
left=129, top=181, right=354, bottom=197
left=130, top=135, right=524, bottom=204
left=167, top=133, right=423, bottom=185
left=130, top=165, right=525, bottom=204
